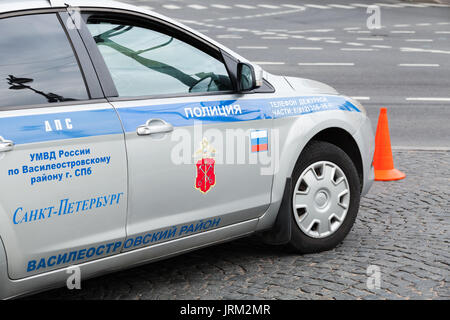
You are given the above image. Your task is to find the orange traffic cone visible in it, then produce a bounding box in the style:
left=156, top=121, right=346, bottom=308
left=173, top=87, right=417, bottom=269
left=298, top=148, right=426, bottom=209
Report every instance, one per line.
left=373, top=108, right=406, bottom=181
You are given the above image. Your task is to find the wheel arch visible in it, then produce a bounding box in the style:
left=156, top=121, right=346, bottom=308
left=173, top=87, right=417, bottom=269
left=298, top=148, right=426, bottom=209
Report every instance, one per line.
left=308, top=127, right=364, bottom=189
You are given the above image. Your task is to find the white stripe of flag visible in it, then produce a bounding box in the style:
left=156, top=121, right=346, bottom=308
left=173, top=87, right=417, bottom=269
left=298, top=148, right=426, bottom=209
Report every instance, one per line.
left=251, top=130, right=268, bottom=139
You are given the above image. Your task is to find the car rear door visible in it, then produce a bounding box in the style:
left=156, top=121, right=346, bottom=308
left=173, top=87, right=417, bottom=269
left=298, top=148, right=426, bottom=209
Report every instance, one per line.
left=80, top=11, right=274, bottom=250
left=0, top=12, right=128, bottom=279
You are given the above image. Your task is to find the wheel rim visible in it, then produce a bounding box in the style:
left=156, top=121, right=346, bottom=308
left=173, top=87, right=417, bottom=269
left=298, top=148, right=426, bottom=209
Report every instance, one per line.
left=292, top=161, right=350, bottom=239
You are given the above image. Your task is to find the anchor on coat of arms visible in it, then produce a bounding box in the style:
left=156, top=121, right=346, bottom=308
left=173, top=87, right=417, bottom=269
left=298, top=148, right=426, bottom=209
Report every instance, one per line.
left=194, top=138, right=216, bottom=194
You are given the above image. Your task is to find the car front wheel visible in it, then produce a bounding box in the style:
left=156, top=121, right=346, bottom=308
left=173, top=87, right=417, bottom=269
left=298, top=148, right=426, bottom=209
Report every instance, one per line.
left=287, top=141, right=361, bottom=253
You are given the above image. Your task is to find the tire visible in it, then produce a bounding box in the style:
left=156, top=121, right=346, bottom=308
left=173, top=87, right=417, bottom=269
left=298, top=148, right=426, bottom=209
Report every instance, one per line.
left=287, top=141, right=361, bottom=253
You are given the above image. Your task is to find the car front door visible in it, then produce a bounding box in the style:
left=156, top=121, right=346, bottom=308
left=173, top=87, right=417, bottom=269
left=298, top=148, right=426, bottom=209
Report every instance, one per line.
left=0, top=13, right=128, bottom=279
left=82, top=12, right=274, bottom=251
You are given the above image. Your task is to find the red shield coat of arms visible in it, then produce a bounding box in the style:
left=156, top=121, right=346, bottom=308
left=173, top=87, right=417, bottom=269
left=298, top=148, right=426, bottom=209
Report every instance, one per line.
left=195, top=158, right=216, bottom=193
left=194, top=138, right=216, bottom=193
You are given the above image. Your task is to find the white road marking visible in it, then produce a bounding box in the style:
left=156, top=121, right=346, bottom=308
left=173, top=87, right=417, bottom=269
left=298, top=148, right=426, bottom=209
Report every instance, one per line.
left=305, top=4, right=331, bottom=9
left=375, top=3, right=403, bottom=8
left=400, top=3, right=427, bottom=7
left=288, top=29, right=334, bottom=33
left=254, top=61, right=286, bottom=65
left=266, top=29, right=288, bottom=32
left=357, top=37, right=384, bottom=41
left=188, top=4, right=207, bottom=10
left=326, top=40, right=342, bottom=43
left=437, top=22, right=450, bottom=25
left=282, top=4, right=306, bottom=9
left=217, top=35, right=243, bottom=39
left=371, top=45, right=392, bottom=48
left=162, top=4, right=181, bottom=10
left=401, top=47, right=450, bottom=54
left=398, top=64, right=439, bottom=67
left=228, top=28, right=249, bottom=32
left=298, top=63, right=355, bottom=66
left=258, top=4, right=281, bottom=9
left=306, top=37, right=336, bottom=41
left=235, top=4, right=256, bottom=9
left=261, top=36, right=288, bottom=39
left=405, top=39, right=433, bottom=42
left=416, top=23, right=431, bottom=26
left=346, top=42, right=365, bottom=46
left=394, top=24, right=410, bottom=27
left=350, top=3, right=370, bottom=8
left=309, top=29, right=335, bottom=33
left=341, top=48, right=377, bottom=51
left=351, top=96, right=371, bottom=100
left=406, top=98, right=450, bottom=102
left=347, top=30, right=371, bottom=34
left=328, top=4, right=356, bottom=9
left=289, top=47, right=323, bottom=50
left=139, top=5, right=154, bottom=10
left=237, top=46, right=268, bottom=49
left=435, top=31, right=450, bottom=34
left=391, top=30, right=416, bottom=34
left=426, top=4, right=450, bottom=7
left=211, top=4, right=232, bottom=9
left=314, top=29, right=335, bottom=32
left=343, top=27, right=360, bottom=31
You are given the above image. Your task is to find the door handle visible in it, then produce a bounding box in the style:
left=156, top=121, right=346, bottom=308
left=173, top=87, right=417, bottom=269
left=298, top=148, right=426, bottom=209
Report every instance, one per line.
left=0, top=136, right=14, bottom=153
left=137, top=119, right=174, bottom=136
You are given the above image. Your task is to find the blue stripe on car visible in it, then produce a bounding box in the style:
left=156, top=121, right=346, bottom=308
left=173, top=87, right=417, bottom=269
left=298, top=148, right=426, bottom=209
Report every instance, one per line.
left=0, top=95, right=359, bottom=145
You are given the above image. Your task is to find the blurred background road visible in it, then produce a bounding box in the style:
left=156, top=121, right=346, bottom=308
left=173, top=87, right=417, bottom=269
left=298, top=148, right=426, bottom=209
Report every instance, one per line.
left=123, top=0, right=450, bottom=148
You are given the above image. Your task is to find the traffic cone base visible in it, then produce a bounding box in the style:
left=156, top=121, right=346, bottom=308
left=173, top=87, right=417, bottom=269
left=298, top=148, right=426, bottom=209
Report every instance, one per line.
left=374, top=168, right=406, bottom=181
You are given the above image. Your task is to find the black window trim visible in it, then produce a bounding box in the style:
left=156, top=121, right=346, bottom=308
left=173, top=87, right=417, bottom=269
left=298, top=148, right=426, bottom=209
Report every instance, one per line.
left=0, top=9, right=105, bottom=111
left=78, top=8, right=244, bottom=102
left=0, top=98, right=110, bottom=112
left=58, top=11, right=103, bottom=99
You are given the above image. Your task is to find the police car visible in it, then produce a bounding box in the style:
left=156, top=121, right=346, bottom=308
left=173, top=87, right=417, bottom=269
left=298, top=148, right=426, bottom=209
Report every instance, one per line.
left=0, top=0, right=374, bottom=299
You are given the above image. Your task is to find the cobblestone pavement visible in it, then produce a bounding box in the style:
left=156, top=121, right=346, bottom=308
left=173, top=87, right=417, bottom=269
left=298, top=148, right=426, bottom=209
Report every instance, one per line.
left=30, top=151, right=449, bottom=300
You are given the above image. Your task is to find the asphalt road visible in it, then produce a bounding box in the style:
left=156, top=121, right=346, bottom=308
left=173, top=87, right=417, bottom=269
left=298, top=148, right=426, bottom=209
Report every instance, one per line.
left=123, top=0, right=450, bottom=148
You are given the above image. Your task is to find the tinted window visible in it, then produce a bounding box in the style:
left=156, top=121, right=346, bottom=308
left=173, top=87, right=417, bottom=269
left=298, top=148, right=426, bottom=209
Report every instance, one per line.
left=0, top=14, right=89, bottom=108
left=86, top=19, right=233, bottom=97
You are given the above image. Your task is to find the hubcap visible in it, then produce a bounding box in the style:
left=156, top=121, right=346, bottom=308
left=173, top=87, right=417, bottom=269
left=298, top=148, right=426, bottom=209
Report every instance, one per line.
left=292, top=161, right=350, bottom=239
left=315, top=190, right=329, bottom=208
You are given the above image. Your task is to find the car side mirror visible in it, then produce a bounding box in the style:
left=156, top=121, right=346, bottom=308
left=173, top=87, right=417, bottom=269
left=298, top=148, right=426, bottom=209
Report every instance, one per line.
left=238, top=62, right=263, bottom=92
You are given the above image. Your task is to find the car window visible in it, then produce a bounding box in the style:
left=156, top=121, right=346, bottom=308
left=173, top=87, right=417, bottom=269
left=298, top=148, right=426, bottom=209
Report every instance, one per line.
left=0, top=14, right=89, bottom=109
left=86, top=18, right=233, bottom=98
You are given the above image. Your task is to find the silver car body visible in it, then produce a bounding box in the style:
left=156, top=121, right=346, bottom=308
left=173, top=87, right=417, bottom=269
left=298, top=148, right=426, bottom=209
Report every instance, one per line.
left=0, top=0, right=374, bottom=299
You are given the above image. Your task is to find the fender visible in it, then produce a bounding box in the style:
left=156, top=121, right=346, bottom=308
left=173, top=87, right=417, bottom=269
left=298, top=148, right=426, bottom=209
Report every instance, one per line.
left=261, top=178, right=292, bottom=245
left=257, top=109, right=367, bottom=232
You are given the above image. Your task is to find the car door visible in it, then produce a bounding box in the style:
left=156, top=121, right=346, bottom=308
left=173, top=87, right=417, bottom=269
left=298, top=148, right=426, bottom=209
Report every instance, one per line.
left=0, top=12, right=128, bottom=279
left=81, top=12, right=274, bottom=251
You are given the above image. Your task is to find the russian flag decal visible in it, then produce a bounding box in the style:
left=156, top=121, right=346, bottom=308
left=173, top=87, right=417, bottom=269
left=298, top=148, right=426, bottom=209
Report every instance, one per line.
left=251, top=130, right=268, bottom=152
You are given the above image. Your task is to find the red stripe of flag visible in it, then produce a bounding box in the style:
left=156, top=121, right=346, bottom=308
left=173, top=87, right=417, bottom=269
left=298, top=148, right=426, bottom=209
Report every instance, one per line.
left=252, top=144, right=268, bottom=152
